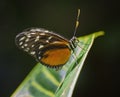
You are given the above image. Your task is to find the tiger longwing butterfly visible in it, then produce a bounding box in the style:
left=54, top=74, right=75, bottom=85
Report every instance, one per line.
left=15, top=9, right=80, bottom=68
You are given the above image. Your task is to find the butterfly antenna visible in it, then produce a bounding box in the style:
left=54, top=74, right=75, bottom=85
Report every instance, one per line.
left=73, top=9, right=80, bottom=37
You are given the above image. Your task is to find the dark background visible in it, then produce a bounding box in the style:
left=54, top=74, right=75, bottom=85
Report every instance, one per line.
left=0, top=0, right=120, bottom=97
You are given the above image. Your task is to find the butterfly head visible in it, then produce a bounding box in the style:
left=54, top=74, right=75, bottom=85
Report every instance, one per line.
left=69, top=9, right=80, bottom=50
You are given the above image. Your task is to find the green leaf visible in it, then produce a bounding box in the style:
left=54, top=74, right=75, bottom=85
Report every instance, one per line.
left=11, top=31, right=104, bottom=97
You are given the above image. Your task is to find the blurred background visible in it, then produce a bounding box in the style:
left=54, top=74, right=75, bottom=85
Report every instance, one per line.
left=0, top=0, right=120, bottom=97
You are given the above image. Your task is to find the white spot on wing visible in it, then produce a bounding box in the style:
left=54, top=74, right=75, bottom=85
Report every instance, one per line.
left=19, top=36, right=25, bottom=41
left=24, top=44, right=28, bottom=47
left=19, top=42, right=23, bottom=45
left=35, top=36, right=40, bottom=42
left=27, top=34, right=31, bottom=38
left=38, top=51, right=41, bottom=54
left=38, top=56, right=41, bottom=59
left=39, top=45, right=44, bottom=49
left=21, top=46, right=24, bottom=48
left=24, top=48, right=30, bottom=52
left=52, top=41, right=60, bottom=43
left=40, top=33, right=45, bottom=35
left=30, top=29, right=41, bottom=32
left=46, top=40, right=49, bottom=43
left=25, top=38, right=29, bottom=42
left=26, top=47, right=30, bottom=50
left=31, top=44, right=35, bottom=47
left=48, top=36, right=52, bottom=40
left=44, top=30, right=49, bottom=33
left=30, top=51, right=35, bottom=55
left=31, top=32, right=36, bottom=34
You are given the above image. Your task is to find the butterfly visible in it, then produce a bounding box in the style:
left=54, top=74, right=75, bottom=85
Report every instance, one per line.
left=15, top=9, right=80, bottom=68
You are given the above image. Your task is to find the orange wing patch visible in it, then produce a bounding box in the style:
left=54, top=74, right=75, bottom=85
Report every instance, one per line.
left=41, top=48, right=71, bottom=67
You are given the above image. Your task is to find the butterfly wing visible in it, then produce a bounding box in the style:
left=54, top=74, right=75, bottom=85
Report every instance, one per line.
left=15, top=28, right=71, bottom=67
